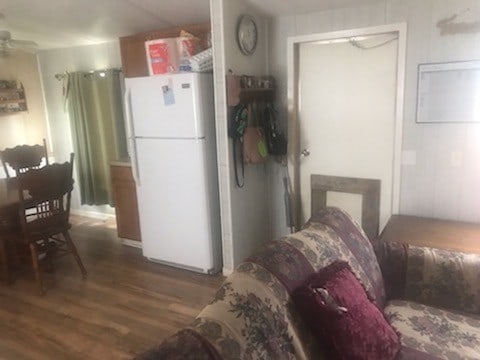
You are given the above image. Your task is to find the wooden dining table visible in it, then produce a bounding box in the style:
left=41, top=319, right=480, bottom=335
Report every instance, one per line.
left=0, top=177, right=19, bottom=209
left=0, top=177, right=20, bottom=224
left=0, top=177, right=22, bottom=282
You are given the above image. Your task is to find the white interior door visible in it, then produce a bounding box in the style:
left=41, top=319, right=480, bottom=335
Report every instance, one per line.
left=298, top=33, right=399, bottom=230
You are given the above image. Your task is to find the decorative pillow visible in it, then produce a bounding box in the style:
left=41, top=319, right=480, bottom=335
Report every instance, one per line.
left=292, top=260, right=400, bottom=360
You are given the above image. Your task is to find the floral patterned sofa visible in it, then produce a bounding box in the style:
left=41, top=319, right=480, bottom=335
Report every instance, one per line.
left=136, top=207, right=480, bottom=360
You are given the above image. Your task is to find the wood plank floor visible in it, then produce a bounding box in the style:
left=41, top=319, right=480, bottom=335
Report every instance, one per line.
left=0, top=216, right=225, bottom=360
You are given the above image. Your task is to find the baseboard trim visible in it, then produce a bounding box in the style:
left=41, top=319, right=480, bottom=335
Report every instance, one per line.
left=71, top=209, right=116, bottom=220
left=121, top=238, right=142, bottom=249
left=222, top=267, right=233, bottom=277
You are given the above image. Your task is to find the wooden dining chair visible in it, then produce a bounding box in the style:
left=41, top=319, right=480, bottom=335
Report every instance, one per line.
left=16, top=153, right=87, bottom=294
left=0, top=138, right=49, bottom=178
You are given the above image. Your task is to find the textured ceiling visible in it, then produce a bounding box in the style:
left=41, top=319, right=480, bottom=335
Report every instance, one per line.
left=247, top=0, right=382, bottom=17
left=0, top=0, right=211, bottom=49
left=0, top=0, right=382, bottom=50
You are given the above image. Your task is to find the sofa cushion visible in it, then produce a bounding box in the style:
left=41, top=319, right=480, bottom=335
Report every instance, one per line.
left=247, top=240, right=315, bottom=293
left=376, top=241, right=480, bottom=316
left=385, top=300, right=480, bottom=360
left=307, top=207, right=386, bottom=307
left=405, top=246, right=480, bottom=315
left=292, top=261, right=400, bottom=360
left=284, top=221, right=380, bottom=307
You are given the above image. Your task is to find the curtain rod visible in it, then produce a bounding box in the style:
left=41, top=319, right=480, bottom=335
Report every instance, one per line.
left=54, top=68, right=122, bottom=81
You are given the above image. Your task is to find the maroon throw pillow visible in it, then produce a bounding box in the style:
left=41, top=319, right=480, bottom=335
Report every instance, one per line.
left=292, top=260, right=400, bottom=360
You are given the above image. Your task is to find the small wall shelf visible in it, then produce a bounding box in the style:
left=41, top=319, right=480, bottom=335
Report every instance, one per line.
left=235, top=88, right=275, bottom=105
left=0, top=81, right=28, bottom=116
left=226, top=74, right=275, bottom=106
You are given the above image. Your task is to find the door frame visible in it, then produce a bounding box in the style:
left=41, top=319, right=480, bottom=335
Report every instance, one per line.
left=287, top=23, right=407, bottom=231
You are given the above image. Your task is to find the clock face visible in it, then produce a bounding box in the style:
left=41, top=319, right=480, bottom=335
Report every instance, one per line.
left=237, top=15, right=257, bottom=56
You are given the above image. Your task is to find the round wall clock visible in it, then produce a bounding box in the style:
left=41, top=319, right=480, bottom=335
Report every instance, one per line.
left=236, top=15, right=258, bottom=56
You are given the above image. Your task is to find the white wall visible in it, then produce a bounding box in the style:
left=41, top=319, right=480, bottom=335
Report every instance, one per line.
left=268, top=0, right=480, bottom=237
left=37, top=41, right=122, bottom=215
left=211, top=0, right=270, bottom=273
left=0, top=52, right=49, bottom=168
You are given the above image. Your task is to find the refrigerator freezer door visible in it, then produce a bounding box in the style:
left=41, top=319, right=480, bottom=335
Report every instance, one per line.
left=135, top=138, right=220, bottom=272
left=126, top=73, right=211, bottom=139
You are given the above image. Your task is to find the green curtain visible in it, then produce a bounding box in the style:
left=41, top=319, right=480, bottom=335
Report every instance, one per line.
left=65, top=69, right=127, bottom=206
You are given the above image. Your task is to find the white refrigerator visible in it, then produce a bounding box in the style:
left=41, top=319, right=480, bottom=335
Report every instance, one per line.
left=124, top=73, right=221, bottom=274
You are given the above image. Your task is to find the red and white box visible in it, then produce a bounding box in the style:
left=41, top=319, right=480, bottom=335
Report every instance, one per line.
left=145, top=38, right=179, bottom=75
left=176, top=37, right=201, bottom=71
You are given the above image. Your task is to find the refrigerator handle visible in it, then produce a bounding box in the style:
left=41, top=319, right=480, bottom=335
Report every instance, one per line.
left=124, top=87, right=141, bottom=187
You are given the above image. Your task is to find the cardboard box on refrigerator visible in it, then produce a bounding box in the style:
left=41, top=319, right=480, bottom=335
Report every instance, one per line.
left=177, top=37, right=201, bottom=72
left=145, top=38, right=179, bottom=75
left=145, top=36, right=202, bottom=75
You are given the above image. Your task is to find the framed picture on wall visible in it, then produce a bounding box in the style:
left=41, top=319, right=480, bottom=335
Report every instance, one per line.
left=416, top=60, right=480, bottom=123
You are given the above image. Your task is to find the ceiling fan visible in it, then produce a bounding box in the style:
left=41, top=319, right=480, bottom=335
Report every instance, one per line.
left=0, top=13, right=38, bottom=56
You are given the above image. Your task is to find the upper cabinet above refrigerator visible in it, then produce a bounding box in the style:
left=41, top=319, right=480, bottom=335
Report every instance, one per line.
left=119, top=23, right=211, bottom=78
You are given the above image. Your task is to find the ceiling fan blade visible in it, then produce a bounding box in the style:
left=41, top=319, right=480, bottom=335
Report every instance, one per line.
left=0, top=13, right=38, bottom=55
left=6, top=39, right=38, bottom=53
left=9, top=39, right=38, bottom=48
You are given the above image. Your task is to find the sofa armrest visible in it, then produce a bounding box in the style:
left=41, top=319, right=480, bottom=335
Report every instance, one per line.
left=134, top=329, right=221, bottom=360
left=373, top=240, right=408, bottom=301
left=375, top=241, right=480, bottom=315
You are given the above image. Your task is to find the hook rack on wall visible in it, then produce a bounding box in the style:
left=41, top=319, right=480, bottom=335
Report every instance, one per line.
left=226, top=73, right=275, bottom=106
left=226, top=72, right=286, bottom=189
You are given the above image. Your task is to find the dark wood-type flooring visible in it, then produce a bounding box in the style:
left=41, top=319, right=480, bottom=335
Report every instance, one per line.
left=0, top=216, right=225, bottom=359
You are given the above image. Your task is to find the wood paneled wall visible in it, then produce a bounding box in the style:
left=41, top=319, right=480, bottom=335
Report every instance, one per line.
left=211, top=0, right=271, bottom=273
left=267, top=0, right=480, bottom=236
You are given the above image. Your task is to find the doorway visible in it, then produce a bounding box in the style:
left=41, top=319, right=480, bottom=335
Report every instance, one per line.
left=287, top=24, right=407, bottom=232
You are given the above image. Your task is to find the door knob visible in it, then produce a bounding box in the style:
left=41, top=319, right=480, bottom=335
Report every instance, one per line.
left=301, top=149, right=310, bottom=157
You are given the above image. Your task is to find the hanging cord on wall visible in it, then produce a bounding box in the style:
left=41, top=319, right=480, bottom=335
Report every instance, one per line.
left=349, top=35, right=398, bottom=50
left=233, top=133, right=245, bottom=188
left=282, top=164, right=295, bottom=233
left=229, top=104, right=248, bottom=187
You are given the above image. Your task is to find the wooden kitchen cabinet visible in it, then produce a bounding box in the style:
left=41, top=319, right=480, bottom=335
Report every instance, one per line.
left=119, top=22, right=211, bottom=78
left=111, top=163, right=141, bottom=242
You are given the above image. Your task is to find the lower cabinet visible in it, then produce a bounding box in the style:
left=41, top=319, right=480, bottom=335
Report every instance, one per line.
left=111, top=164, right=141, bottom=242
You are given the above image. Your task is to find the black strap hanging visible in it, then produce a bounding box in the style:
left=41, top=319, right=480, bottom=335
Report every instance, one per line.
left=263, top=102, right=287, bottom=156
left=229, top=104, right=248, bottom=187
left=232, top=136, right=244, bottom=187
